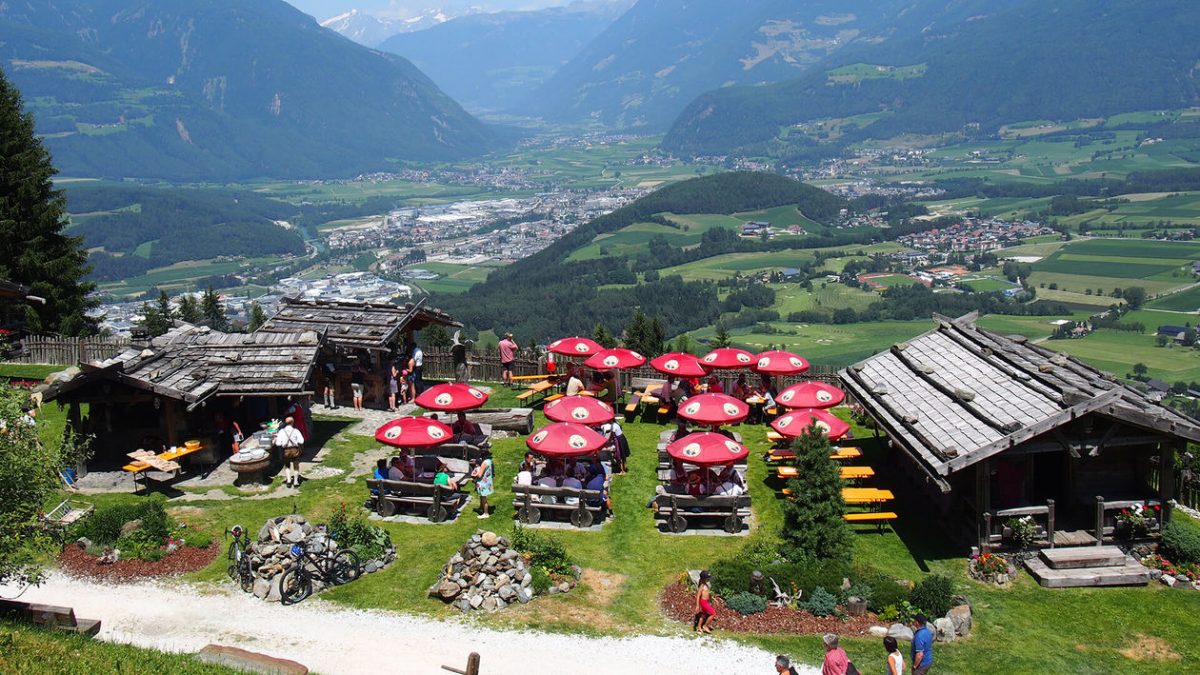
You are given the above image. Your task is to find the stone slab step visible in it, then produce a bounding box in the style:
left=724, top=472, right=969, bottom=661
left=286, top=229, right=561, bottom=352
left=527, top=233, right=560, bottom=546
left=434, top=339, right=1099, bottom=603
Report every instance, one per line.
left=1025, top=555, right=1149, bottom=588
left=197, top=644, right=308, bottom=674
left=1040, top=545, right=1127, bottom=570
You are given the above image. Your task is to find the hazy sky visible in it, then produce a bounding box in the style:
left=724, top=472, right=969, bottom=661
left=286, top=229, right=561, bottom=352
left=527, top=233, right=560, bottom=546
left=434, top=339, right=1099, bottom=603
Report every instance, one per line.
left=287, top=1, right=571, bottom=21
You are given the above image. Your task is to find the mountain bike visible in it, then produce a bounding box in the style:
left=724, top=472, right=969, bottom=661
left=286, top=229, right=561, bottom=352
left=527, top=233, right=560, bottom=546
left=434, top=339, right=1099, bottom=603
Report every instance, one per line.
left=278, top=540, right=361, bottom=605
left=226, top=524, right=255, bottom=594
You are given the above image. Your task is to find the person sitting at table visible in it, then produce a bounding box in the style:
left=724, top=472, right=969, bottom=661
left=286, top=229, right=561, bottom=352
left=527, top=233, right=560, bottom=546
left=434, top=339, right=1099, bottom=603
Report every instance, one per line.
left=562, top=472, right=583, bottom=505
left=686, top=469, right=710, bottom=497
left=571, top=459, right=590, bottom=482
left=544, top=457, right=566, bottom=480
left=732, top=373, right=753, bottom=401
left=589, top=370, right=617, bottom=404
left=759, top=373, right=778, bottom=404
left=520, top=451, right=541, bottom=475
left=585, top=460, right=610, bottom=512
left=714, top=464, right=746, bottom=496
left=565, top=364, right=585, bottom=396
left=452, top=412, right=487, bottom=446
left=374, top=458, right=389, bottom=481
left=677, top=377, right=695, bottom=401
left=387, top=456, right=407, bottom=481
left=706, top=375, right=724, bottom=395
left=433, top=461, right=460, bottom=491
left=669, top=417, right=691, bottom=443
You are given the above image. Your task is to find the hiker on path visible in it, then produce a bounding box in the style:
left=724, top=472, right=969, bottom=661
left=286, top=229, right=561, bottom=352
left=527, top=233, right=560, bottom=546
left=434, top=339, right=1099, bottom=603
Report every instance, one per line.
left=693, top=570, right=715, bottom=633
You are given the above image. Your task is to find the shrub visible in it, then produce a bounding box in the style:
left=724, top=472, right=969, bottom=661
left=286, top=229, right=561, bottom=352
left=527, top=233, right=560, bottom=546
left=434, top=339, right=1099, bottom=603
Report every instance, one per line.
left=842, top=583, right=872, bottom=605
left=328, top=502, right=391, bottom=561
left=802, top=586, right=838, bottom=617
left=910, top=574, right=955, bottom=618
left=530, top=566, right=552, bottom=594
left=852, top=564, right=909, bottom=612
left=73, top=494, right=171, bottom=547
left=725, top=591, right=768, bottom=616
left=1161, top=518, right=1200, bottom=564
left=511, top=525, right=575, bottom=576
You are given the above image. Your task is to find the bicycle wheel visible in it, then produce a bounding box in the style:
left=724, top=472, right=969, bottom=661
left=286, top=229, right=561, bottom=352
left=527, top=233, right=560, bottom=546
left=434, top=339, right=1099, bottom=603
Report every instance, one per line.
left=279, top=568, right=312, bottom=605
left=330, top=550, right=361, bottom=585
left=227, top=541, right=239, bottom=562
left=227, top=564, right=239, bottom=583
left=238, top=559, right=255, bottom=594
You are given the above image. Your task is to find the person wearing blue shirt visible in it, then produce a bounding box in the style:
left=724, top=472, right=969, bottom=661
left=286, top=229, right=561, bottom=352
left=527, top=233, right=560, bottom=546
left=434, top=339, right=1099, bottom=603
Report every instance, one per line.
left=584, top=460, right=610, bottom=511
left=911, top=613, right=934, bottom=674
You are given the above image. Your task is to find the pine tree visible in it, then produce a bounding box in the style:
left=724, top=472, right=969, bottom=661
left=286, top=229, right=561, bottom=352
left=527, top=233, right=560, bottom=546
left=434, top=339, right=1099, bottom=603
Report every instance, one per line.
left=0, top=68, right=95, bottom=335
left=780, top=425, right=852, bottom=562
left=673, top=333, right=693, bottom=355
left=423, top=324, right=452, bottom=348
left=140, top=297, right=172, bottom=338
left=177, top=294, right=202, bottom=324
left=247, top=301, right=267, bottom=332
left=592, top=322, right=616, bottom=349
left=712, top=321, right=732, bottom=349
left=648, top=317, right=666, bottom=357
left=200, top=286, right=228, bottom=330
left=623, top=309, right=650, bottom=354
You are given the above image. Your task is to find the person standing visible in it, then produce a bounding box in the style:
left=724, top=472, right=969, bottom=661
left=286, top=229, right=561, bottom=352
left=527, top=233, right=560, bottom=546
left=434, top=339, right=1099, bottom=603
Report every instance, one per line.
left=388, top=361, right=400, bottom=411
left=821, top=633, right=849, bottom=675
left=409, top=343, right=425, bottom=395
left=498, top=332, right=518, bottom=386
left=322, top=362, right=337, bottom=409
left=471, top=449, right=494, bottom=519
left=351, top=362, right=366, bottom=410
left=884, top=636, right=904, bottom=675
left=451, top=335, right=469, bottom=383
left=273, top=416, right=305, bottom=488
left=774, top=655, right=801, bottom=675
left=693, top=569, right=715, bottom=633
left=911, top=614, right=934, bottom=675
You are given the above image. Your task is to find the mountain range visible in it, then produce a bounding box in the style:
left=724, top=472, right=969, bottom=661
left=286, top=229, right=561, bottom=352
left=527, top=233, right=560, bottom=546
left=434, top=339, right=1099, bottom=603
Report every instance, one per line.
left=664, top=0, right=1200, bottom=156
left=319, top=7, right=452, bottom=47
left=378, top=1, right=631, bottom=113
left=0, top=0, right=495, bottom=180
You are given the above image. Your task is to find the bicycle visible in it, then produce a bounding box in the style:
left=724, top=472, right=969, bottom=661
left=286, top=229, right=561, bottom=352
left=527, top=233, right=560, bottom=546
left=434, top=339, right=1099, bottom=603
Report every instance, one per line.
left=226, top=524, right=255, bottom=594
left=278, top=540, right=361, bottom=605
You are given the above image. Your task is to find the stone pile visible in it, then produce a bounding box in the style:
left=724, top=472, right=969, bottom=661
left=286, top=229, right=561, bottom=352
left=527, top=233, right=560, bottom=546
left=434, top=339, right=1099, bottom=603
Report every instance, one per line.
left=429, top=530, right=552, bottom=612
left=870, top=596, right=973, bottom=643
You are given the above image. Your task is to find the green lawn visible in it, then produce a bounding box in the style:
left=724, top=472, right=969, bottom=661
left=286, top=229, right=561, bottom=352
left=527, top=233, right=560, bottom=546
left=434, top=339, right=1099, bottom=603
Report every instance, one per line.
left=688, top=320, right=933, bottom=367
left=407, top=262, right=496, bottom=295
left=1147, top=285, right=1200, bottom=312
left=733, top=205, right=822, bottom=230
left=1043, top=328, right=1200, bottom=382
left=0, top=619, right=238, bottom=674
left=769, top=282, right=881, bottom=316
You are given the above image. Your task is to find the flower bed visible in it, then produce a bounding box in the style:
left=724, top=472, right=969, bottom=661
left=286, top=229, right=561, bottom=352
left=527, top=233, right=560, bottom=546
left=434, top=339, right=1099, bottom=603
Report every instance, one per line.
left=1142, top=554, right=1200, bottom=582
left=968, top=552, right=1017, bottom=585
left=59, top=541, right=219, bottom=581
left=660, top=582, right=879, bottom=635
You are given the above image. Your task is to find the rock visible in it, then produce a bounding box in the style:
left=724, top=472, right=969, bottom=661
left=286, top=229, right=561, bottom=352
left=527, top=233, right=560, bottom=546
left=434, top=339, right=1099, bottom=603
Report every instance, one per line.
left=252, top=577, right=270, bottom=599
left=570, top=565, right=583, bottom=579
left=481, top=532, right=499, bottom=547
left=868, top=626, right=889, bottom=638
left=548, top=585, right=560, bottom=595
left=266, top=575, right=283, bottom=603
left=502, top=550, right=518, bottom=561
left=98, top=548, right=120, bottom=565
left=496, top=574, right=511, bottom=588
left=995, top=573, right=1009, bottom=585
left=438, top=581, right=461, bottom=600
left=1148, top=568, right=1163, bottom=581
left=521, top=573, right=532, bottom=588
left=887, top=624, right=914, bottom=641
left=1175, top=573, right=1190, bottom=583
left=1162, top=574, right=1177, bottom=587
left=947, top=604, right=972, bottom=637
left=365, top=561, right=380, bottom=574
left=498, top=585, right=517, bottom=601
left=454, top=597, right=472, bottom=613
left=558, top=582, right=571, bottom=593
left=481, top=597, right=498, bottom=612
left=494, top=597, right=507, bottom=610
left=933, top=617, right=956, bottom=642
left=516, top=587, right=532, bottom=604
left=469, top=595, right=483, bottom=609
left=119, top=519, right=143, bottom=537
left=283, top=529, right=305, bottom=544
left=75, top=537, right=92, bottom=550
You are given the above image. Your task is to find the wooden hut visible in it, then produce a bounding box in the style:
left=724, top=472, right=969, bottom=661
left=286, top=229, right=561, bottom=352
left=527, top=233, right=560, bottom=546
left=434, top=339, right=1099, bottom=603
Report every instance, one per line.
left=38, top=324, right=322, bottom=470
left=840, top=313, right=1199, bottom=553
left=255, top=297, right=459, bottom=406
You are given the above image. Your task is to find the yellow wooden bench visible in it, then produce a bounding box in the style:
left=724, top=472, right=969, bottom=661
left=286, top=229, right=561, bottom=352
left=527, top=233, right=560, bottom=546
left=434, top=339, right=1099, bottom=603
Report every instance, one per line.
left=843, top=511, right=898, bottom=532
left=516, top=379, right=555, bottom=402
left=544, top=393, right=564, bottom=404
left=840, top=466, right=875, bottom=480
left=768, top=447, right=863, bottom=462
left=512, top=374, right=551, bottom=382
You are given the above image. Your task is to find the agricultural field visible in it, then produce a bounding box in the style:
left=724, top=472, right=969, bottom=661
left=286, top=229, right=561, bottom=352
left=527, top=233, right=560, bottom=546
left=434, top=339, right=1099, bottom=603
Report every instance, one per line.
left=566, top=213, right=743, bottom=261
left=825, top=62, right=927, bottom=84
left=405, top=262, right=500, bottom=295
left=250, top=179, right=503, bottom=206
left=769, top=281, right=881, bottom=316
left=732, top=204, right=823, bottom=230
left=1027, top=238, right=1199, bottom=303
left=1148, top=285, right=1200, bottom=312
left=1045, top=328, right=1200, bottom=383
left=657, top=243, right=905, bottom=282
left=687, top=319, right=933, bottom=367
left=489, top=135, right=719, bottom=190
left=859, top=273, right=921, bottom=289
left=97, top=256, right=287, bottom=299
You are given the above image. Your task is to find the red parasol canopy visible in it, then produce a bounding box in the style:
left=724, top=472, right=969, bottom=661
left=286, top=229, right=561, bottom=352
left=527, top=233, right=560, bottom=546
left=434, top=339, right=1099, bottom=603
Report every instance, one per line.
left=776, top=381, right=846, bottom=410
left=677, top=393, right=750, bottom=426
left=666, top=432, right=749, bottom=466
left=754, top=350, right=810, bottom=376
left=415, top=382, right=488, bottom=411
left=583, top=347, right=646, bottom=370
left=525, top=422, right=608, bottom=457
left=547, top=336, right=603, bottom=357
left=375, top=416, right=453, bottom=447
left=649, top=352, right=709, bottom=378
left=544, top=395, right=616, bottom=425
left=700, top=347, right=756, bottom=369
left=770, top=408, right=850, bottom=440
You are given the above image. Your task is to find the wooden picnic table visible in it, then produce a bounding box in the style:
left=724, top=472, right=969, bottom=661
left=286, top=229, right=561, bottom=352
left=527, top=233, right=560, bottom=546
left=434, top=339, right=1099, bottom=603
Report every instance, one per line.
left=842, top=487, right=895, bottom=504
left=512, top=373, right=551, bottom=382
left=769, top=446, right=862, bottom=462
left=777, top=465, right=876, bottom=480
left=515, top=379, right=559, bottom=404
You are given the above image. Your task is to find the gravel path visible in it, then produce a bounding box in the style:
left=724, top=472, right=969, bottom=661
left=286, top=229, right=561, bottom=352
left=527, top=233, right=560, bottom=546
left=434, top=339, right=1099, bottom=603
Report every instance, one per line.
left=19, top=573, right=818, bottom=675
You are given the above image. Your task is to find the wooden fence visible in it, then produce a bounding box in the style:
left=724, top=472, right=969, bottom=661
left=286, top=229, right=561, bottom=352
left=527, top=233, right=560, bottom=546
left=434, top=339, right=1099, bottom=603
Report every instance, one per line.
left=9, top=335, right=131, bottom=365
left=421, top=348, right=842, bottom=391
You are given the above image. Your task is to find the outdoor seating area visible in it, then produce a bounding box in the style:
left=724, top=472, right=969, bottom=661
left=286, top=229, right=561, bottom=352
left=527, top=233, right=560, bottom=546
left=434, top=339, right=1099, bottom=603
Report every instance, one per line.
left=367, top=478, right=469, bottom=523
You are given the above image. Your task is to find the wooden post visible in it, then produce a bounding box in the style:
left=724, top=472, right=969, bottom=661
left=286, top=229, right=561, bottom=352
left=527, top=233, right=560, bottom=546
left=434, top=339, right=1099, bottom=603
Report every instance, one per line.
left=163, top=399, right=181, bottom=447
left=441, top=652, right=480, bottom=675
left=1162, top=441, right=1180, bottom=526
left=1095, top=495, right=1105, bottom=546
left=980, top=512, right=992, bottom=553
left=1046, top=499, right=1056, bottom=548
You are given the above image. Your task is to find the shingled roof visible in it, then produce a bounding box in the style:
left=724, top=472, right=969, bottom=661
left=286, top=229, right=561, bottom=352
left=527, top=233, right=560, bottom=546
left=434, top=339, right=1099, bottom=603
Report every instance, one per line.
left=39, top=324, right=322, bottom=409
left=839, top=313, right=1200, bottom=485
left=256, top=297, right=460, bottom=350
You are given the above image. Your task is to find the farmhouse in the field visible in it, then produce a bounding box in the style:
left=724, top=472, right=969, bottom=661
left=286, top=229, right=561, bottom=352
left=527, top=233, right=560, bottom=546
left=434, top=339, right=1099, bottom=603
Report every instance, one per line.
left=1156, top=324, right=1190, bottom=342
left=841, top=313, right=1196, bottom=558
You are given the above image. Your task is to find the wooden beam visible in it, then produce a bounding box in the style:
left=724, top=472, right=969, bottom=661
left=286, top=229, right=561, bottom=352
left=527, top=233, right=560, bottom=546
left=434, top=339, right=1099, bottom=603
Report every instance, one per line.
left=889, top=343, right=1012, bottom=433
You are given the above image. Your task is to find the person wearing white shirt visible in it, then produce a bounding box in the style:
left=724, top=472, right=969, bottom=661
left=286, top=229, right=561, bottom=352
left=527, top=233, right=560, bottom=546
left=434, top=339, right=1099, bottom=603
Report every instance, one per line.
left=273, top=416, right=306, bottom=488
left=564, top=364, right=584, bottom=397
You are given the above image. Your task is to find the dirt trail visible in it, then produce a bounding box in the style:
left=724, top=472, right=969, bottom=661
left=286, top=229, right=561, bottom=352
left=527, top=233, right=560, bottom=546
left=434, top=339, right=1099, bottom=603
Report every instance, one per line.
left=18, top=573, right=816, bottom=675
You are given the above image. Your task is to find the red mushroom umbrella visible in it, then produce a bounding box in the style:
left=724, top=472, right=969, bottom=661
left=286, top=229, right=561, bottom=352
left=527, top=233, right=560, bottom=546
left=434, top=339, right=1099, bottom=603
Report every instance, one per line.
left=375, top=416, right=453, bottom=447
left=415, top=382, right=488, bottom=411
left=583, top=347, right=646, bottom=370
left=776, top=381, right=846, bottom=410
left=649, top=352, right=709, bottom=378
left=754, top=350, right=810, bottom=376
left=547, top=336, right=603, bottom=357
left=525, top=422, right=608, bottom=456
left=544, top=395, right=615, bottom=425
left=666, top=432, right=749, bottom=466
left=700, top=347, right=756, bottom=370
left=677, top=393, right=750, bottom=426
left=770, top=408, right=850, bottom=440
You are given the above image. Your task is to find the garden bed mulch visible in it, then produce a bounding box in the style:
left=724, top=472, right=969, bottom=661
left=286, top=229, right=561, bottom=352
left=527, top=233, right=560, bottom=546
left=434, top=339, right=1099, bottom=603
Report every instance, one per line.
left=58, top=544, right=220, bottom=582
left=661, top=582, right=879, bottom=635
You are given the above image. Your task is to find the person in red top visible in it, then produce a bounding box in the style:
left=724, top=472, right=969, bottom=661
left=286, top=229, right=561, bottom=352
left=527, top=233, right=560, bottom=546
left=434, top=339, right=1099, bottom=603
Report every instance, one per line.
left=706, top=375, right=724, bottom=394
left=498, top=332, right=518, bottom=386
left=286, top=398, right=308, bottom=446
left=821, top=633, right=850, bottom=675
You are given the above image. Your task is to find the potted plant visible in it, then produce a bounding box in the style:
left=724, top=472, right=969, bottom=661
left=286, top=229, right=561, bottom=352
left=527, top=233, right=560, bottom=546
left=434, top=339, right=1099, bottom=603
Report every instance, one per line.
left=1004, top=515, right=1037, bottom=549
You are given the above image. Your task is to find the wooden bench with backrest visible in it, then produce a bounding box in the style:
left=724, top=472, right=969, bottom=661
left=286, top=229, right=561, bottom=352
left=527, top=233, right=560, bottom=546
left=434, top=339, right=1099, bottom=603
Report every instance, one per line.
left=512, top=483, right=605, bottom=528
left=0, top=599, right=101, bottom=636
left=366, top=478, right=468, bottom=523
left=843, top=511, right=898, bottom=533
left=654, top=493, right=751, bottom=534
